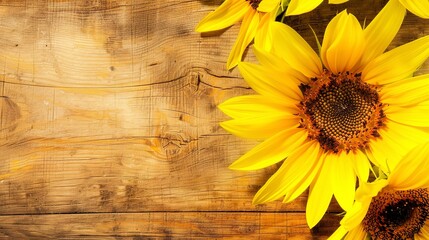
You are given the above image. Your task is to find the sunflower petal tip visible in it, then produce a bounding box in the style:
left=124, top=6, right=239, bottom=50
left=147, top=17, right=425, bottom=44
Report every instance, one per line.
left=228, top=162, right=240, bottom=170
left=307, top=218, right=318, bottom=229
left=252, top=196, right=264, bottom=205
left=226, top=62, right=236, bottom=70
left=217, top=103, right=225, bottom=111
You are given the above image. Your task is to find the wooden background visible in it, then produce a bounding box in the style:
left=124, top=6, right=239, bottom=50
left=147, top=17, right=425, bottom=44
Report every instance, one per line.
left=0, top=0, right=427, bottom=239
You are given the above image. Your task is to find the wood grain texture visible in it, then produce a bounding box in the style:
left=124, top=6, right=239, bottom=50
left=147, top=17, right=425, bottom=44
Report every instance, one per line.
left=0, top=0, right=428, bottom=238
left=0, top=212, right=340, bottom=239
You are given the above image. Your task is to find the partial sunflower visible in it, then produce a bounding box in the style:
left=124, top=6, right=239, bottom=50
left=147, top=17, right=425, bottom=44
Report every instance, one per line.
left=330, top=141, right=429, bottom=240
left=218, top=0, right=429, bottom=228
left=398, top=0, right=429, bottom=18
left=286, top=0, right=429, bottom=18
left=195, top=0, right=285, bottom=70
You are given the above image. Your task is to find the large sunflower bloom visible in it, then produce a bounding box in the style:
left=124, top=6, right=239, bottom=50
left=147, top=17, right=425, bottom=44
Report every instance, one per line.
left=330, top=141, right=429, bottom=240
left=195, top=0, right=282, bottom=69
left=218, top=0, right=429, bottom=228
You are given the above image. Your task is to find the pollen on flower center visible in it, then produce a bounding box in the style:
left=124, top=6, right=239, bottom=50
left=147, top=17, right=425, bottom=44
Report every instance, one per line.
left=245, top=0, right=262, bottom=9
left=363, top=188, right=429, bottom=240
left=298, top=70, right=386, bottom=153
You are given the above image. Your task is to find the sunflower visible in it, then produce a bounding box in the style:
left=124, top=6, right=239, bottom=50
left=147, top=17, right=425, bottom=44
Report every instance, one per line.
left=218, top=0, right=429, bottom=228
left=398, top=0, right=429, bottom=19
left=195, top=0, right=284, bottom=70
left=330, top=141, right=429, bottom=240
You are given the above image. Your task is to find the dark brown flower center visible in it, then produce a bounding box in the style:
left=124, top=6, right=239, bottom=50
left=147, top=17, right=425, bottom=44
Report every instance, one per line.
left=363, top=188, right=429, bottom=240
left=298, top=70, right=385, bottom=154
left=246, top=0, right=262, bottom=9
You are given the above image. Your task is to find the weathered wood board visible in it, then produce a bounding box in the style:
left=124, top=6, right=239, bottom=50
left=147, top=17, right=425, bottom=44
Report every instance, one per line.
left=0, top=0, right=427, bottom=238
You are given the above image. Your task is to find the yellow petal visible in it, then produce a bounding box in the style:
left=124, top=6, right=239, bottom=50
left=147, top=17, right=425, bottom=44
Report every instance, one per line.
left=352, top=151, right=370, bottom=182
left=366, top=143, right=389, bottom=174
left=360, top=0, right=406, bottom=67
left=220, top=114, right=300, bottom=139
left=399, top=0, right=429, bottom=19
left=195, top=0, right=250, bottom=32
left=253, top=141, right=321, bottom=204
left=368, top=121, right=429, bottom=172
left=270, top=22, right=322, bottom=77
left=321, top=10, right=365, bottom=73
left=227, top=10, right=259, bottom=69
left=340, top=202, right=369, bottom=231
left=257, top=0, right=280, bottom=12
left=306, top=155, right=333, bottom=228
left=283, top=149, right=324, bottom=203
left=238, top=62, right=303, bottom=101
left=381, top=74, right=429, bottom=107
left=254, top=11, right=275, bottom=52
left=389, top=141, right=429, bottom=190
left=363, top=35, right=429, bottom=85
left=330, top=152, right=356, bottom=211
left=355, top=179, right=388, bottom=200
left=252, top=47, right=308, bottom=83
left=328, top=226, right=348, bottom=240
left=329, top=0, right=349, bottom=3
left=218, top=95, right=296, bottom=119
left=344, top=224, right=367, bottom=240
left=229, top=128, right=308, bottom=170
left=416, top=225, right=429, bottom=240
left=386, top=104, right=429, bottom=127
left=341, top=181, right=387, bottom=229
left=286, top=0, right=323, bottom=16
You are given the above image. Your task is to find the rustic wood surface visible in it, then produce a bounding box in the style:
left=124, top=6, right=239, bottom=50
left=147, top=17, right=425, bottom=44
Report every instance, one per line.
left=0, top=0, right=427, bottom=239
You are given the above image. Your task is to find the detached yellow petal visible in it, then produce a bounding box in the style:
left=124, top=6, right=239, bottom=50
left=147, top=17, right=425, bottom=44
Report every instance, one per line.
left=195, top=0, right=249, bottom=32
left=363, top=35, right=429, bottom=85
left=306, top=155, right=333, bottom=228
left=229, top=128, right=307, bottom=170
left=321, top=10, right=365, bottom=73
left=399, top=0, right=429, bottom=19
left=286, top=0, right=323, bottom=16
left=253, top=141, right=321, bottom=204
left=389, top=141, right=429, bottom=190
left=271, top=22, right=322, bottom=77
left=227, top=10, right=259, bottom=69
left=361, top=0, right=406, bottom=67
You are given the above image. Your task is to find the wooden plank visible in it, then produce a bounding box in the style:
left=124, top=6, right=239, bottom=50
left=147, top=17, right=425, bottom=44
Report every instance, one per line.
left=0, top=79, right=315, bottom=214
left=0, top=212, right=340, bottom=239
left=0, top=0, right=319, bottom=215
left=0, top=0, right=427, bottom=229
